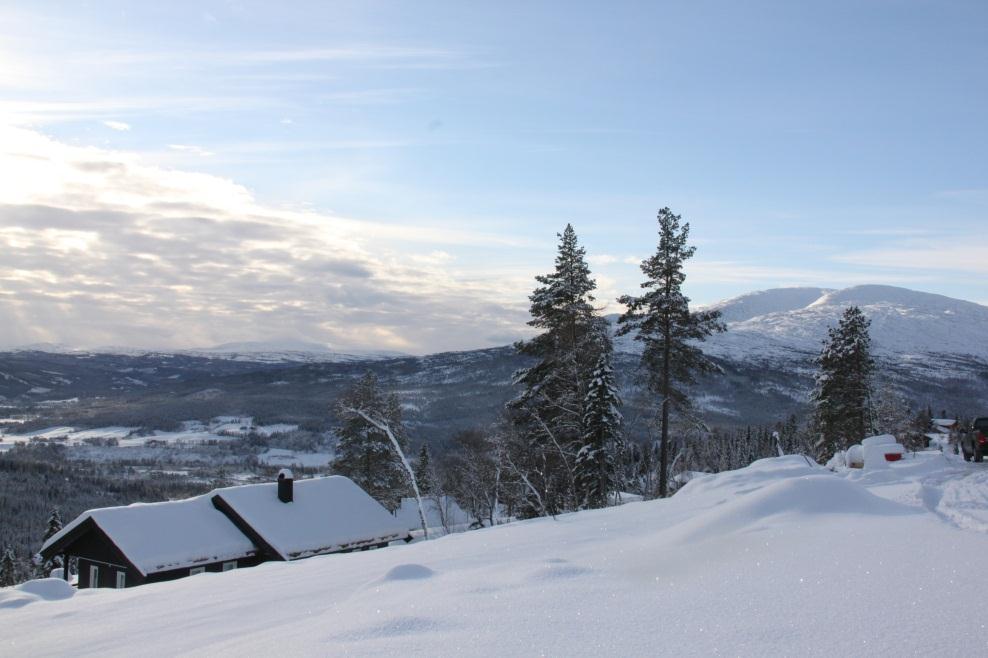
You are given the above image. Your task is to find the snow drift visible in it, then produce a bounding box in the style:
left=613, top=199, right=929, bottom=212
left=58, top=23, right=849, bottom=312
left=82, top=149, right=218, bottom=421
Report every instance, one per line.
left=4, top=455, right=988, bottom=656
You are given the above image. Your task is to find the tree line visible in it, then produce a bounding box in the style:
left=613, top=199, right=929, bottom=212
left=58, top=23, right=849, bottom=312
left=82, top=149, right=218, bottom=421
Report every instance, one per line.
left=328, top=207, right=948, bottom=528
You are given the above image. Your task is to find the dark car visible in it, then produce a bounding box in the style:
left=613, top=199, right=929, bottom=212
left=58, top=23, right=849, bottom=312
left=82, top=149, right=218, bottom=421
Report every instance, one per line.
left=960, top=418, right=988, bottom=462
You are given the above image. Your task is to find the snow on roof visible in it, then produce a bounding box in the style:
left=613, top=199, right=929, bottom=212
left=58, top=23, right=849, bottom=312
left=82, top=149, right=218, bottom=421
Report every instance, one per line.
left=932, top=418, right=957, bottom=427
left=42, top=493, right=257, bottom=576
left=212, top=476, right=407, bottom=560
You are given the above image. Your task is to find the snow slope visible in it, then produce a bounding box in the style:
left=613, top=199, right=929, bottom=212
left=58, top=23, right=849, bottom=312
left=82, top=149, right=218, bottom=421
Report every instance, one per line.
left=4, top=454, right=988, bottom=656
left=693, top=284, right=988, bottom=362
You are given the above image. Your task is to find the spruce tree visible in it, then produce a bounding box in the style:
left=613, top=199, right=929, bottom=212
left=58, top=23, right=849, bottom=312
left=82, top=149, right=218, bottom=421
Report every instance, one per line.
left=0, top=546, right=15, bottom=588
left=38, top=507, right=63, bottom=577
left=414, top=444, right=435, bottom=495
left=812, top=305, right=875, bottom=460
left=617, top=208, right=725, bottom=498
left=332, top=371, right=410, bottom=511
left=575, top=349, right=623, bottom=508
left=510, top=223, right=603, bottom=514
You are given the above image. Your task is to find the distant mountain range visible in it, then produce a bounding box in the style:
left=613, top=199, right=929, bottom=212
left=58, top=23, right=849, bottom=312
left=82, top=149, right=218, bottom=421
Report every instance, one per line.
left=7, top=339, right=409, bottom=365
left=2, top=285, right=986, bottom=442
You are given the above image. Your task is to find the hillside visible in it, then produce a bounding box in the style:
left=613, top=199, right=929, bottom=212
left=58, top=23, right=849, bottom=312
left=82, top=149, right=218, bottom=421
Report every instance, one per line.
left=2, top=285, right=986, bottom=441
left=3, top=453, right=987, bottom=655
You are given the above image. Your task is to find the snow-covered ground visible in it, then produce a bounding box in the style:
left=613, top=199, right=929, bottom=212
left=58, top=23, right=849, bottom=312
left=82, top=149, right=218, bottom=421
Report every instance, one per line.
left=3, top=453, right=988, bottom=656
left=0, top=425, right=138, bottom=445
left=257, top=448, right=334, bottom=468
left=0, top=417, right=298, bottom=448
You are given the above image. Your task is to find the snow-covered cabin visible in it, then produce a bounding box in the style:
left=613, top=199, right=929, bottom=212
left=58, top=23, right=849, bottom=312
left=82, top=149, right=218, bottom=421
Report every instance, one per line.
left=40, top=472, right=410, bottom=589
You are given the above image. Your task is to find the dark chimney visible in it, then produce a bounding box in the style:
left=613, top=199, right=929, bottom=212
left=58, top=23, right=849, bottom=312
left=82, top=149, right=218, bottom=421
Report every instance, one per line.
left=277, top=468, right=293, bottom=503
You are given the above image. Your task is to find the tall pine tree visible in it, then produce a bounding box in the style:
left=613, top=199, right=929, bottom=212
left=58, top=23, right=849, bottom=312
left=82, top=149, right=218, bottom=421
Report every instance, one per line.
left=509, top=224, right=604, bottom=514
left=617, top=208, right=725, bottom=498
left=575, top=347, right=623, bottom=508
left=332, top=371, right=410, bottom=511
left=812, top=305, right=875, bottom=460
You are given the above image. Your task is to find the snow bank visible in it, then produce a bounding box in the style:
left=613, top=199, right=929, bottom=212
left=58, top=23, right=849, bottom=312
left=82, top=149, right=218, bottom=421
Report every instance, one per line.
left=671, top=474, right=915, bottom=544
left=8, top=456, right=988, bottom=657
left=0, top=578, right=74, bottom=610
left=674, top=454, right=822, bottom=504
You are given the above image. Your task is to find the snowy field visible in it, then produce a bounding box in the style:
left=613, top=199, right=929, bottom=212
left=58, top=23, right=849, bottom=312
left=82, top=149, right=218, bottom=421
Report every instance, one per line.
left=257, top=448, right=334, bottom=468
left=3, top=453, right=988, bottom=656
left=0, top=417, right=298, bottom=448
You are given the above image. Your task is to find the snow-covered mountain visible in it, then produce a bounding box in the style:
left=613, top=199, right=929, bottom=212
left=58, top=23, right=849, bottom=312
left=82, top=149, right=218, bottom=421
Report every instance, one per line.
left=187, top=340, right=409, bottom=364
left=695, top=284, right=988, bottom=363
left=610, top=285, right=988, bottom=420
left=7, top=340, right=407, bottom=365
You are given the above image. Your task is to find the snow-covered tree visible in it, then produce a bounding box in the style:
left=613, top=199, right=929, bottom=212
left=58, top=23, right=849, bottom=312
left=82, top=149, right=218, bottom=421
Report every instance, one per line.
left=509, top=224, right=604, bottom=515
left=414, top=444, right=436, bottom=495
left=617, top=208, right=725, bottom=497
left=441, top=428, right=507, bottom=526
left=36, top=507, right=63, bottom=578
left=575, top=349, right=623, bottom=508
left=332, top=372, right=410, bottom=512
left=812, top=305, right=875, bottom=460
left=872, top=386, right=914, bottom=443
left=0, top=546, right=16, bottom=588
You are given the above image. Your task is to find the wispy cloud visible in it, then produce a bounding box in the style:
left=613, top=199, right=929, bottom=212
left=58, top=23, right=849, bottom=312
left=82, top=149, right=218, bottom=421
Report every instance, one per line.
left=102, top=120, right=131, bottom=131
left=835, top=244, right=988, bottom=275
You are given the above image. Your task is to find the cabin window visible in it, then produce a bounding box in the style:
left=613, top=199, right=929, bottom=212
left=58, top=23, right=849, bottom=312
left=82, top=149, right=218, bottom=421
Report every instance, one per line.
left=89, top=565, right=99, bottom=588
left=189, top=567, right=206, bottom=576
left=116, top=571, right=126, bottom=589
left=222, top=561, right=237, bottom=572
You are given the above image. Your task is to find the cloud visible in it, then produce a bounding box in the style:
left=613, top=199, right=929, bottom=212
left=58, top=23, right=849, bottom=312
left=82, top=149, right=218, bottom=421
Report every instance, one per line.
left=0, top=125, right=534, bottom=353
left=834, top=244, right=988, bottom=275
left=102, top=120, right=131, bottom=131
left=168, top=144, right=214, bottom=157
left=682, top=260, right=932, bottom=286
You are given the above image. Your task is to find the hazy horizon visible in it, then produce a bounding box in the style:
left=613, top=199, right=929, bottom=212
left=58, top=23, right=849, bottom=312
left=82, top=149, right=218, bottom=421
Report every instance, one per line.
left=2, top=2, right=986, bottom=353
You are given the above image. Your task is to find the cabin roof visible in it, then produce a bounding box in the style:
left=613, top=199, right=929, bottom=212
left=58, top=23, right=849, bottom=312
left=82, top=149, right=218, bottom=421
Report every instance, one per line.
left=211, top=476, right=407, bottom=560
left=42, top=493, right=257, bottom=576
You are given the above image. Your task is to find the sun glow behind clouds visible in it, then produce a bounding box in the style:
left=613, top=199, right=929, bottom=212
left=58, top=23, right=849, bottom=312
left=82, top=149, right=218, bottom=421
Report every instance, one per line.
left=0, top=125, right=531, bottom=352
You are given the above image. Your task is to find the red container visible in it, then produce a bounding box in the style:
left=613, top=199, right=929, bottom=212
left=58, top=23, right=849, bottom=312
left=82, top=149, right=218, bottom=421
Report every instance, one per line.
left=884, top=453, right=902, bottom=462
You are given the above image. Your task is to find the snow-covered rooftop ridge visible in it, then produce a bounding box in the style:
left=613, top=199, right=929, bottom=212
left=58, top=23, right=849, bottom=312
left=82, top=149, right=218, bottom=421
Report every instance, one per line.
left=42, top=493, right=257, bottom=576
left=212, top=476, right=407, bottom=560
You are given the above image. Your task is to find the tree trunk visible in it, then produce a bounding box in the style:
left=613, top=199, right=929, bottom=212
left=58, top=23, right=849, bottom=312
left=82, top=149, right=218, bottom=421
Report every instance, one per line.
left=659, top=336, right=671, bottom=498
left=347, top=408, right=429, bottom=540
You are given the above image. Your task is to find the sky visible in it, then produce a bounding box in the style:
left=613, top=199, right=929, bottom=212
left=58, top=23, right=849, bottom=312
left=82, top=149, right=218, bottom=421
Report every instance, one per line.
left=0, top=0, right=986, bottom=354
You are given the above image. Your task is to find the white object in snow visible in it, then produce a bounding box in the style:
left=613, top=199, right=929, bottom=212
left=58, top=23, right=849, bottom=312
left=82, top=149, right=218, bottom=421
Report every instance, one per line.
left=846, top=444, right=865, bottom=468
left=861, top=434, right=905, bottom=468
